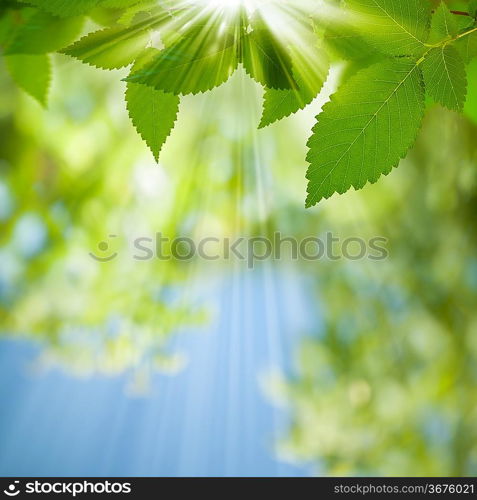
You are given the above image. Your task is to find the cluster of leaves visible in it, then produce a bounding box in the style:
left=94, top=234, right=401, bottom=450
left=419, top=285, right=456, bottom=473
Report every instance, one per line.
left=1, top=0, right=477, bottom=206
left=0, top=0, right=329, bottom=154
left=306, top=0, right=477, bottom=206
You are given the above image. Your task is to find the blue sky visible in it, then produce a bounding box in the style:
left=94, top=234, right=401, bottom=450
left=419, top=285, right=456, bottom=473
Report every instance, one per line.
left=0, top=268, right=316, bottom=477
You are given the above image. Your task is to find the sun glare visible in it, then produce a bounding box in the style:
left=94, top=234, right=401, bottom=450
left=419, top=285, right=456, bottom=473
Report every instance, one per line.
left=169, top=0, right=342, bottom=72
left=179, top=0, right=340, bottom=33
left=190, top=0, right=265, bottom=13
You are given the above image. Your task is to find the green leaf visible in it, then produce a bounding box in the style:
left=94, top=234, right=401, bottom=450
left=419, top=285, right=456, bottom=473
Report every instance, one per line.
left=126, top=49, right=180, bottom=161
left=125, top=24, right=239, bottom=95
left=306, top=59, right=424, bottom=207
left=241, top=27, right=296, bottom=89
left=428, top=2, right=459, bottom=44
left=23, top=0, right=105, bottom=18
left=117, top=0, right=159, bottom=25
left=454, top=10, right=477, bottom=63
left=464, top=58, right=477, bottom=123
left=100, top=0, right=145, bottom=7
left=0, top=10, right=19, bottom=46
left=455, top=13, right=475, bottom=32
left=321, top=22, right=377, bottom=61
left=5, top=53, right=51, bottom=105
left=6, top=11, right=84, bottom=55
left=456, top=30, right=477, bottom=62
left=469, top=0, right=477, bottom=17
left=346, top=0, right=430, bottom=56
left=61, top=13, right=168, bottom=69
left=422, top=45, right=467, bottom=111
left=259, top=46, right=329, bottom=128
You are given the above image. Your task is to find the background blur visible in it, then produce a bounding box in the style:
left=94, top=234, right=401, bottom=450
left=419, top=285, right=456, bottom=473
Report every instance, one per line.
left=1, top=45, right=477, bottom=476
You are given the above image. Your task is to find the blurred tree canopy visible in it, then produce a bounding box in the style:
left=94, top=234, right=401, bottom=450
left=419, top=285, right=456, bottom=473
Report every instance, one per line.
left=273, top=109, right=477, bottom=476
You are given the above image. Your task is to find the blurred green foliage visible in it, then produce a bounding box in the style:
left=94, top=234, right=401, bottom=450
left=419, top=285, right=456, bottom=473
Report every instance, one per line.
left=0, top=56, right=207, bottom=385
left=273, top=109, right=477, bottom=476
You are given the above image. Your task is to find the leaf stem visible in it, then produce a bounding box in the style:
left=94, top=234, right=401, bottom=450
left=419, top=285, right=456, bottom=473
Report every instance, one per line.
left=450, top=10, right=471, bottom=17
left=456, top=26, right=477, bottom=40
left=424, top=24, right=477, bottom=50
